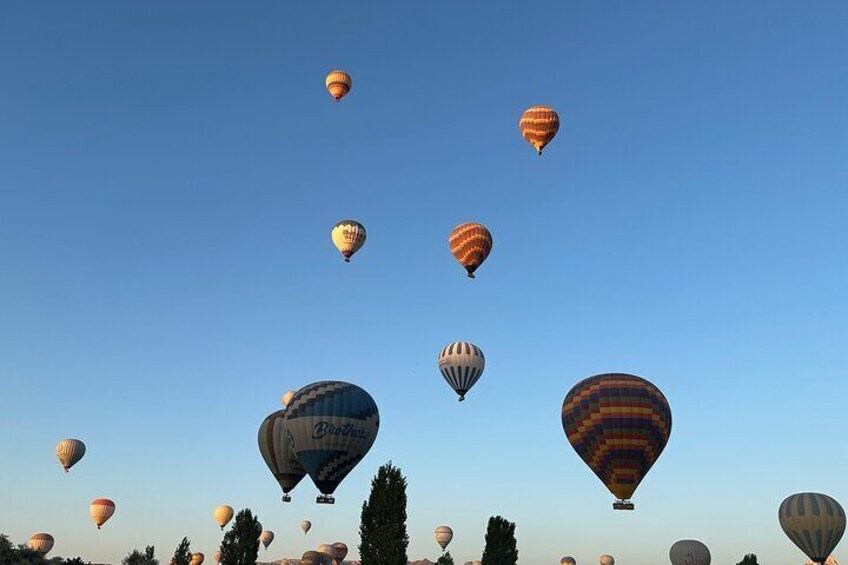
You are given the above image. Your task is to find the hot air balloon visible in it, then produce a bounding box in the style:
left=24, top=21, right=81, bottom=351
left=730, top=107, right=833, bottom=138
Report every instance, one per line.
left=282, top=390, right=297, bottom=408
left=214, top=550, right=221, bottom=565
left=318, top=544, right=336, bottom=563
left=561, top=558, right=576, bottom=565
left=435, top=526, right=453, bottom=551
left=301, top=520, right=312, bottom=535
left=670, top=540, right=711, bottom=565
left=259, top=408, right=307, bottom=502
left=90, top=498, right=115, bottom=529
left=779, top=492, right=846, bottom=564
left=519, top=105, right=560, bottom=155
left=260, top=530, right=275, bottom=550
left=331, top=220, right=366, bottom=263
left=56, top=439, right=86, bottom=473
left=325, top=71, right=352, bottom=101
left=806, top=557, right=840, bottom=565
left=449, top=223, right=493, bottom=279
left=27, top=533, right=54, bottom=554
left=600, top=556, right=615, bottom=565
left=214, top=505, right=234, bottom=530
left=561, top=373, right=672, bottom=510
left=332, top=542, right=348, bottom=565
left=190, top=553, right=205, bottom=565
left=286, top=381, right=380, bottom=504
left=438, top=342, right=485, bottom=401
left=302, top=551, right=322, bottom=565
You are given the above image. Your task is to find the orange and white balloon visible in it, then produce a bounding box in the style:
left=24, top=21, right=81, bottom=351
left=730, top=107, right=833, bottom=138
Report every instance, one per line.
left=519, top=105, right=560, bottom=155
left=325, top=71, right=352, bottom=101
left=90, top=498, right=115, bottom=529
left=190, top=552, right=205, bottom=565
left=449, top=223, right=493, bottom=279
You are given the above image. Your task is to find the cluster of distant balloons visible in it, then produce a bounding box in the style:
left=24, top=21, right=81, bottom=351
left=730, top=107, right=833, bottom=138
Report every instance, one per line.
left=27, top=71, right=846, bottom=565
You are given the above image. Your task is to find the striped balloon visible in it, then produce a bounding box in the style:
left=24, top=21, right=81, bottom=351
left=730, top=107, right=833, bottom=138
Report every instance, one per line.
left=286, top=381, right=380, bottom=501
left=260, top=530, right=275, bottom=549
left=519, top=105, right=560, bottom=155
left=56, top=438, right=86, bottom=473
left=325, top=70, right=352, bottom=101
left=449, top=223, right=493, bottom=279
left=779, top=492, right=846, bottom=564
left=27, top=533, right=54, bottom=554
left=561, top=373, right=672, bottom=508
left=438, top=342, right=485, bottom=401
left=89, top=498, right=115, bottom=529
left=435, top=525, right=453, bottom=550
left=670, top=540, right=711, bottom=565
left=600, top=556, right=615, bottom=565
left=258, top=409, right=307, bottom=502
left=331, top=220, right=366, bottom=262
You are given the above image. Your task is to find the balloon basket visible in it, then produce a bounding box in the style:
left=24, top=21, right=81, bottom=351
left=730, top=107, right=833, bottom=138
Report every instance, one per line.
left=613, top=500, right=634, bottom=510
left=317, top=495, right=335, bottom=504
left=282, top=494, right=291, bottom=503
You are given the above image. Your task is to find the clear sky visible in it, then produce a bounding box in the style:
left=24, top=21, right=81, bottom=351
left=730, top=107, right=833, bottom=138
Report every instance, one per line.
left=1, top=2, right=847, bottom=564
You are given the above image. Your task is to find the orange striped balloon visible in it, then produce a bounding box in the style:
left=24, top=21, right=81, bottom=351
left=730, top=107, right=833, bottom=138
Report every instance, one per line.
left=89, top=498, right=115, bottom=529
left=325, top=71, right=352, bottom=101
left=519, top=105, right=560, bottom=155
left=449, top=223, right=493, bottom=278
left=27, top=533, right=54, bottom=554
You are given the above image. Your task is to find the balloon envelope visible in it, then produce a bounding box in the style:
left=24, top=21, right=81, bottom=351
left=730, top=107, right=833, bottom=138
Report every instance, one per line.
left=56, top=439, right=86, bottom=472
left=331, top=220, right=366, bottom=262
left=260, top=530, right=275, bottom=549
left=282, top=390, right=297, bottom=408
left=214, top=505, right=234, bottom=530
left=302, top=551, right=322, bottom=565
left=562, top=558, right=576, bottom=565
left=449, top=223, right=493, bottom=278
left=438, top=342, right=485, bottom=401
left=214, top=550, right=221, bottom=564
left=519, top=105, right=560, bottom=155
left=190, top=553, right=204, bottom=565
left=332, top=542, right=348, bottom=563
left=258, top=409, right=307, bottom=499
left=325, top=71, right=352, bottom=101
left=90, top=498, right=115, bottom=529
left=286, top=381, right=380, bottom=497
left=780, top=492, right=846, bottom=563
left=670, top=540, right=711, bottom=565
left=562, top=373, right=672, bottom=507
left=600, top=556, right=615, bottom=565
left=435, top=525, right=454, bottom=550
left=301, top=520, right=312, bottom=534
left=27, top=533, right=54, bottom=554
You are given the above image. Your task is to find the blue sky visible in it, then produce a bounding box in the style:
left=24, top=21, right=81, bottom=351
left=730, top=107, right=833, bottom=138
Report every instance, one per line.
left=1, top=2, right=847, bottom=564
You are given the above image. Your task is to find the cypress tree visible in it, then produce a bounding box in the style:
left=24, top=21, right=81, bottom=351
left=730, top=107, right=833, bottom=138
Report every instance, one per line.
left=358, top=462, right=409, bottom=565
left=436, top=551, right=455, bottom=565
left=170, top=538, right=191, bottom=565
left=737, top=555, right=758, bottom=565
left=481, top=515, right=518, bottom=565
left=219, top=509, right=261, bottom=565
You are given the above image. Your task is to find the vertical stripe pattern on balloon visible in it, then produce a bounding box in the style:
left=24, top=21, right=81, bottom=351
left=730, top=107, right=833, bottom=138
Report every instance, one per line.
left=56, top=439, right=86, bottom=472
left=89, top=498, right=116, bottom=529
left=449, top=223, right=493, bottom=278
left=325, top=71, right=352, bottom=101
left=519, top=106, right=560, bottom=155
left=779, top=493, right=846, bottom=563
left=258, top=409, right=307, bottom=495
left=438, top=342, right=485, bottom=401
left=561, top=373, right=672, bottom=502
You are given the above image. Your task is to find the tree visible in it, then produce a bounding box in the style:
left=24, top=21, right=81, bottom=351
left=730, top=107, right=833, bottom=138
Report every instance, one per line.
left=358, top=462, right=409, bottom=565
left=436, top=551, right=455, bottom=565
left=737, top=555, right=758, bottom=565
left=65, top=558, right=92, bottom=565
left=219, top=509, right=261, bottom=565
left=171, top=538, right=192, bottom=565
left=481, top=515, right=518, bottom=565
left=123, top=547, right=157, bottom=565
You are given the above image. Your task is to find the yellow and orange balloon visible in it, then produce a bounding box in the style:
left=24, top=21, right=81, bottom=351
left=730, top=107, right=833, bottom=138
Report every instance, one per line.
left=449, top=223, right=493, bottom=278
left=325, top=71, right=352, bottom=101
left=331, top=220, right=366, bottom=262
left=519, top=105, right=560, bottom=155
left=214, top=505, right=234, bottom=530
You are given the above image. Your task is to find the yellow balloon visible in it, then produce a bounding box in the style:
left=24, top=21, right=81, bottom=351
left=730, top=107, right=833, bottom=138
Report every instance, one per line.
left=214, top=505, right=234, bottom=530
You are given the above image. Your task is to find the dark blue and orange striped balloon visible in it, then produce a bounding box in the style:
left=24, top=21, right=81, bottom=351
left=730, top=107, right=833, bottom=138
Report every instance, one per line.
left=561, top=373, right=672, bottom=509
left=779, top=492, right=845, bottom=564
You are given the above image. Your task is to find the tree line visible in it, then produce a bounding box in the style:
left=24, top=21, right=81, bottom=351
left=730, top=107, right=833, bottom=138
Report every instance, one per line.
left=2, top=463, right=763, bottom=565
